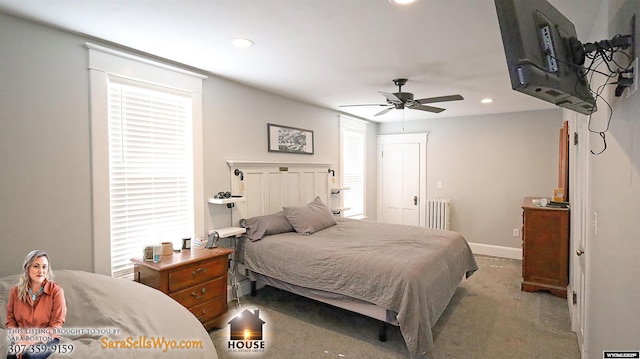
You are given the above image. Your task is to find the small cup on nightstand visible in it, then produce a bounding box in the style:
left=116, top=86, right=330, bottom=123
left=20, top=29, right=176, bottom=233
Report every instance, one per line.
left=153, top=245, right=162, bottom=263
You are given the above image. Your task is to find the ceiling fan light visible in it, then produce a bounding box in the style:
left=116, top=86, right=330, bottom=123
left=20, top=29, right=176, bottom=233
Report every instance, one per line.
left=389, top=0, right=416, bottom=5
left=232, top=38, right=254, bottom=48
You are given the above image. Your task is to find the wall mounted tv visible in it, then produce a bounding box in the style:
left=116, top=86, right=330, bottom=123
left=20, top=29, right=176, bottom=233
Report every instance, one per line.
left=494, top=0, right=597, bottom=115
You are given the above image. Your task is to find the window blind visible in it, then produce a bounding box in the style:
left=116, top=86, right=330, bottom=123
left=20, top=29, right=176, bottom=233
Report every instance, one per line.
left=342, top=127, right=365, bottom=218
left=108, top=81, right=194, bottom=279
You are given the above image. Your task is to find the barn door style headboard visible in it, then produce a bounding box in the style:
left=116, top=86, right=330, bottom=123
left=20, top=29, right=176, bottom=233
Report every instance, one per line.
left=227, top=161, right=334, bottom=225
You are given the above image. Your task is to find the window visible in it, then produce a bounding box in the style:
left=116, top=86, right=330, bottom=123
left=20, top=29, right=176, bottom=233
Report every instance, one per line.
left=88, top=43, right=206, bottom=278
left=340, top=116, right=367, bottom=218
left=108, top=81, right=194, bottom=278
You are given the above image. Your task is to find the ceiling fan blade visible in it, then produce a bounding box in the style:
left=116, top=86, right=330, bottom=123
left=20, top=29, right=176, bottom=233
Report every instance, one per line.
left=339, top=104, right=389, bottom=107
left=378, top=91, right=402, bottom=104
left=412, top=104, right=446, bottom=113
left=375, top=107, right=394, bottom=116
left=415, top=94, right=464, bottom=104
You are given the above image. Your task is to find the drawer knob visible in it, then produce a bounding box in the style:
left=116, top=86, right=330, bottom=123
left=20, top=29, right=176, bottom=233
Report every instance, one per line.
left=191, top=288, right=207, bottom=299
left=192, top=268, right=206, bottom=275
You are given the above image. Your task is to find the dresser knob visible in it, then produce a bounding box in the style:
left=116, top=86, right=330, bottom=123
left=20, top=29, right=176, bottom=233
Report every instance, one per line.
left=191, top=288, right=207, bottom=299
left=192, top=268, right=206, bottom=275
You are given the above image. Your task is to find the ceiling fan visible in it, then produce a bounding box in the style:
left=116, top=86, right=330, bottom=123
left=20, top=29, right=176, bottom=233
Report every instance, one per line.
left=340, top=78, right=464, bottom=116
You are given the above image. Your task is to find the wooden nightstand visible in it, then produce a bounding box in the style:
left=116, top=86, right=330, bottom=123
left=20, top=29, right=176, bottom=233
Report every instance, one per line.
left=131, top=247, right=233, bottom=330
left=521, top=197, right=570, bottom=298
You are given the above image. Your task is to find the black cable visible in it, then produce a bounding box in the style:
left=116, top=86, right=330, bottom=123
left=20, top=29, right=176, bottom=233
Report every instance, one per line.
left=586, top=58, right=615, bottom=155
left=565, top=36, right=634, bottom=154
left=549, top=34, right=633, bottom=78
left=543, top=35, right=633, bottom=154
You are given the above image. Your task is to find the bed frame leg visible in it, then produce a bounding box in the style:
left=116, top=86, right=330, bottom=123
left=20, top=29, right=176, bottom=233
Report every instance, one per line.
left=378, top=322, right=388, bottom=342
left=250, top=281, right=257, bottom=296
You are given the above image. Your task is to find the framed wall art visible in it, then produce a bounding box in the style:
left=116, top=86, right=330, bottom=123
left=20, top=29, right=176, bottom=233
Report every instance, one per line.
left=267, top=123, right=314, bottom=155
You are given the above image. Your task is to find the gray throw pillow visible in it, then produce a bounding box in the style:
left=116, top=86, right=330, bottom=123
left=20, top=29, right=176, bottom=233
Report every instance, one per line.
left=283, top=196, right=337, bottom=235
left=240, top=211, right=294, bottom=241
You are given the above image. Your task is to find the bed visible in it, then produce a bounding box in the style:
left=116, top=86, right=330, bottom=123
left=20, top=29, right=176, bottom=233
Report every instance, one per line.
left=226, top=161, right=478, bottom=358
left=0, top=270, right=217, bottom=358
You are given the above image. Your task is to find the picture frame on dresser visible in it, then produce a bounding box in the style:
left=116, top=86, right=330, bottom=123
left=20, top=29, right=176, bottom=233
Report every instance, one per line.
left=267, top=123, right=314, bottom=155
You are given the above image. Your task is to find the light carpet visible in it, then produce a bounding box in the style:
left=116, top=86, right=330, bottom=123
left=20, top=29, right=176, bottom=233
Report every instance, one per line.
left=210, top=255, right=580, bottom=358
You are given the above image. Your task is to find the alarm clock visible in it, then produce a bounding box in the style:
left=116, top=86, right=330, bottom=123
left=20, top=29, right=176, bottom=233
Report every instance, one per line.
left=206, top=231, right=219, bottom=249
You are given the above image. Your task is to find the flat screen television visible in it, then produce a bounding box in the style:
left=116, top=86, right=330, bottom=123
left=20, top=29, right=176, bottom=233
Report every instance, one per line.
left=494, top=0, right=597, bottom=114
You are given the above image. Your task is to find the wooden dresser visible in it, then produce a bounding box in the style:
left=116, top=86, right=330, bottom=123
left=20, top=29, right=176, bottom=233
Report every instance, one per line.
left=521, top=197, right=570, bottom=298
left=131, top=247, right=233, bottom=330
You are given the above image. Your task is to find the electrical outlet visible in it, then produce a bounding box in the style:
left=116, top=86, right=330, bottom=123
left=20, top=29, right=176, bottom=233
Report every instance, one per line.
left=513, top=228, right=520, bottom=237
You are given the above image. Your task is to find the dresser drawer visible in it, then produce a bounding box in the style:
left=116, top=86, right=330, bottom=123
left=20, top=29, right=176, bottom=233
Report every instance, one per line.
left=188, top=298, right=227, bottom=324
left=170, top=276, right=226, bottom=308
left=168, top=256, right=227, bottom=292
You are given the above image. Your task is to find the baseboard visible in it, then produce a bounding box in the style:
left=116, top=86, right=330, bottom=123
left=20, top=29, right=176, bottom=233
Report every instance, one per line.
left=468, top=242, right=522, bottom=260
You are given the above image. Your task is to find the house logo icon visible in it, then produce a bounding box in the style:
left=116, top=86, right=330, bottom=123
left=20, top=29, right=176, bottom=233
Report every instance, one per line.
left=227, top=309, right=267, bottom=353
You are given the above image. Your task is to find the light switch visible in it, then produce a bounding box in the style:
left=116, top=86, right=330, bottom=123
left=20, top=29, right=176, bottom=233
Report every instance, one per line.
left=437, top=181, right=443, bottom=189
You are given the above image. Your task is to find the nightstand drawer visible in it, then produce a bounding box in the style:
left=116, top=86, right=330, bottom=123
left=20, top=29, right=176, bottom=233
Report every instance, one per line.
left=169, top=257, right=227, bottom=292
left=170, top=276, right=226, bottom=308
left=188, top=298, right=227, bottom=324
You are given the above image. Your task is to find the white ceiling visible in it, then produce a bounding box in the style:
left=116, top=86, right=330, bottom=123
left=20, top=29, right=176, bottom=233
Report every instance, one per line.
left=0, top=0, right=603, bottom=123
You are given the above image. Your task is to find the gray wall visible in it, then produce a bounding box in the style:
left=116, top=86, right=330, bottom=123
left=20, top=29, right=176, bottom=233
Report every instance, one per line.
left=584, top=0, right=640, bottom=355
left=0, top=14, right=94, bottom=275
left=379, top=109, right=563, bottom=249
left=203, top=75, right=340, bottom=230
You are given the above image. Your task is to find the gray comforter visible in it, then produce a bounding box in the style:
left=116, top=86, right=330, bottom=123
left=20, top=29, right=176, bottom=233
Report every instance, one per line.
left=242, top=218, right=478, bottom=358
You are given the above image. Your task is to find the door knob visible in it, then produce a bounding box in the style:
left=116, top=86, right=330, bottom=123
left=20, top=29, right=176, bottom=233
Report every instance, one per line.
left=576, top=249, right=585, bottom=256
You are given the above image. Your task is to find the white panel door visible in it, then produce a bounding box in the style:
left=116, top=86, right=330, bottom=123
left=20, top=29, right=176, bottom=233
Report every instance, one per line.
left=568, top=115, right=590, bottom=354
left=377, top=133, right=428, bottom=227
left=380, top=143, right=420, bottom=225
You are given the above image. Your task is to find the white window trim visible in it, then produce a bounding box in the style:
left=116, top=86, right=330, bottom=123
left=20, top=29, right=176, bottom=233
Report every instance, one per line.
left=339, top=115, right=368, bottom=219
left=87, top=43, right=207, bottom=275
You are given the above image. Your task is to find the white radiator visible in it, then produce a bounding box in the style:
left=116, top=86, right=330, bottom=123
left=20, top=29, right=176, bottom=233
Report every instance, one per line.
left=427, top=198, right=451, bottom=230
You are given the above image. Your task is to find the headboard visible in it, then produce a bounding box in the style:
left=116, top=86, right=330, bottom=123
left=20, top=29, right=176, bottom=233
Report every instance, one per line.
left=227, top=160, right=334, bottom=225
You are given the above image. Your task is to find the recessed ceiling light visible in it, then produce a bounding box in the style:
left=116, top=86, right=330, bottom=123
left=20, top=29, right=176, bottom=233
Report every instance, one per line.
left=232, top=38, right=254, bottom=48
left=481, top=98, right=494, bottom=104
left=389, top=0, right=416, bottom=5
